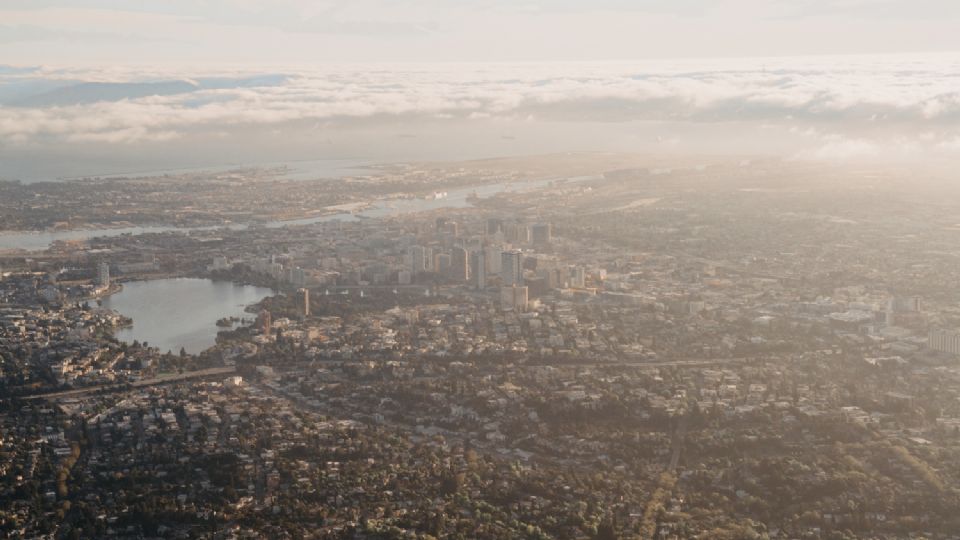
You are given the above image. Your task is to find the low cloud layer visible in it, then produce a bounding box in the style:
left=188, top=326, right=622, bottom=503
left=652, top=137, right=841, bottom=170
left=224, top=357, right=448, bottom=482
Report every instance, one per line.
left=2, top=55, right=960, bottom=170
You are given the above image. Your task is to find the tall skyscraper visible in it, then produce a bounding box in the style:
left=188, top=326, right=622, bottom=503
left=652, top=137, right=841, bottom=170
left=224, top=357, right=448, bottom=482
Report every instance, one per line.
left=505, top=223, right=529, bottom=244
left=96, top=261, right=110, bottom=288
left=434, top=253, right=451, bottom=275
left=269, top=262, right=284, bottom=280
left=501, top=250, right=523, bottom=286
left=450, top=247, right=469, bottom=282
left=570, top=266, right=586, bottom=288
left=474, top=250, right=486, bottom=290
left=444, top=221, right=459, bottom=237
left=531, top=223, right=553, bottom=246
left=410, top=245, right=427, bottom=275
left=485, top=245, right=502, bottom=274
left=423, top=246, right=434, bottom=272
left=290, top=267, right=307, bottom=287
left=298, top=288, right=310, bottom=318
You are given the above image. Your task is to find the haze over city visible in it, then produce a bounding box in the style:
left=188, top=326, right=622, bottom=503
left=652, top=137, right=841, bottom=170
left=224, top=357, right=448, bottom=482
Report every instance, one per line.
left=3, top=1, right=960, bottom=539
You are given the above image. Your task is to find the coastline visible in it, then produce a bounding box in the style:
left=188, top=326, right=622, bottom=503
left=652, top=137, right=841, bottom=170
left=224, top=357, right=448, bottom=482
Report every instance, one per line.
left=88, top=282, right=123, bottom=300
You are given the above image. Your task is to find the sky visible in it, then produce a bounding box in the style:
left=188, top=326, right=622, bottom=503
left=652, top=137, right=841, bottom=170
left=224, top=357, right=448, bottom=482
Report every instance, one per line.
left=3, top=0, right=960, bottom=64
left=1, top=1, right=960, bottom=181
left=0, top=0, right=960, bottom=66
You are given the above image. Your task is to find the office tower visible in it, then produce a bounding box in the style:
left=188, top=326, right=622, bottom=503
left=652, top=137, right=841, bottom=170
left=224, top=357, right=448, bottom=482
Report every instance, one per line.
left=500, top=285, right=528, bottom=312
left=555, top=266, right=570, bottom=288
left=485, top=245, right=502, bottom=274
left=501, top=250, right=523, bottom=286
left=570, top=266, right=586, bottom=288
left=450, top=247, right=469, bottom=282
left=298, top=288, right=310, bottom=318
left=474, top=250, right=486, bottom=290
left=97, top=261, right=110, bottom=288
left=525, top=276, right=548, bottom=297
left=531, top=223, right=553, bottom=246
left=410, top=245, right=427, bottom=275
left=525, top=254, right=542, bottom=272
left=269, top=262, right=284, bottom=280
left=505, top=223, right=529, bottom=244
left=291, top=267, right=306, bottom=287
left=434, top=253, right=452, bottom=275
left=538, top=267, right=558, bottom=290
left=423, top=247, right=434, bottom=271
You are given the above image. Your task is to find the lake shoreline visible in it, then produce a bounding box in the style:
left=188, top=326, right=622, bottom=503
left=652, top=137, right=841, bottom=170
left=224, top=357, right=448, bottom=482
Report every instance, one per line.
left=101, top=277, right=273, bottom=355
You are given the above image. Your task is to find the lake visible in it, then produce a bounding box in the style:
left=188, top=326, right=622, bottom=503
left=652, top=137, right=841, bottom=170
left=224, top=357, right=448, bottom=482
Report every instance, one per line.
left=101, top=278, right=273, bottom=355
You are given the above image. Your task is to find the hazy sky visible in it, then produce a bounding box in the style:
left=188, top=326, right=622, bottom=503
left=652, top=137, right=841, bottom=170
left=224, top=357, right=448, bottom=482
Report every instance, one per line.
left=3, top=0, right=960, bottom=65
left=2, top=1, right=960, bottom=181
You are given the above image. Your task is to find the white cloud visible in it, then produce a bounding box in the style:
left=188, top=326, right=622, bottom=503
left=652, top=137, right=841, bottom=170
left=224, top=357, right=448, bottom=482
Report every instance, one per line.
left=804, top=135, right=880, bottom=160
left=2, top=56, right=960, bottom=157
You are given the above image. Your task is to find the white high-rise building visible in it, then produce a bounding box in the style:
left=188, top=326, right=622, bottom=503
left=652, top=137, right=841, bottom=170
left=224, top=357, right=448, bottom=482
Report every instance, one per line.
left=97, top=262, right=110, bottom=288
left=298, top=288, right=310, bottom=318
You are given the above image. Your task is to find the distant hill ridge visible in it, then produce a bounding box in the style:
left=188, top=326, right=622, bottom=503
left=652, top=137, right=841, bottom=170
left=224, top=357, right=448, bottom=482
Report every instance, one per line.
left=8, top=74, right=289, bottom=107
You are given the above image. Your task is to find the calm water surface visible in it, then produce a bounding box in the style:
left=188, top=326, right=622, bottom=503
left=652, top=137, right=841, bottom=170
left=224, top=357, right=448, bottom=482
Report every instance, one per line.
left=101, top=278, right=273, bottom=355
